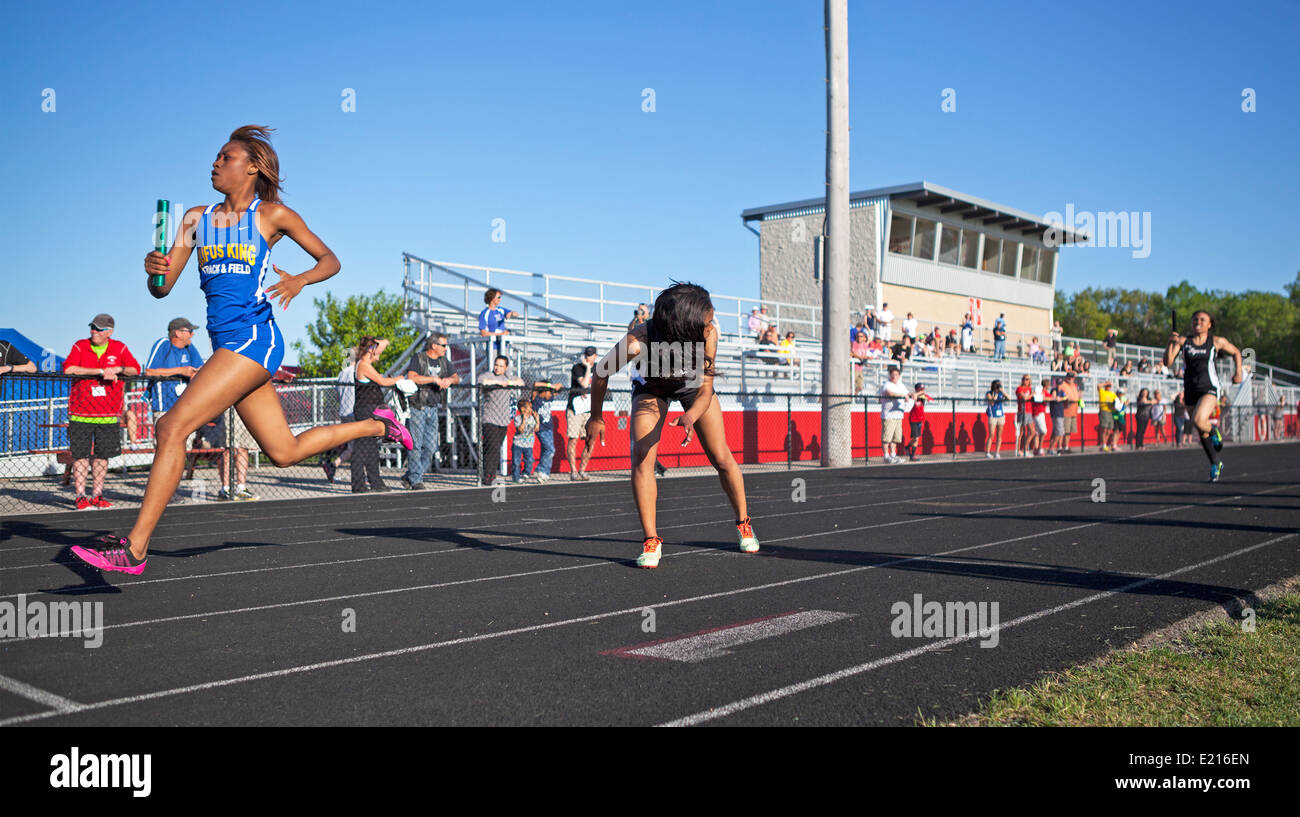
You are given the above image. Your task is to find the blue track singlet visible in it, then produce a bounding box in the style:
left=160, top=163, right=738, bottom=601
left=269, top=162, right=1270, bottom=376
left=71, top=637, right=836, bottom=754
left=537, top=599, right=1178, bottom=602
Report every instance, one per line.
left=195, top=198, right=284, bottom=374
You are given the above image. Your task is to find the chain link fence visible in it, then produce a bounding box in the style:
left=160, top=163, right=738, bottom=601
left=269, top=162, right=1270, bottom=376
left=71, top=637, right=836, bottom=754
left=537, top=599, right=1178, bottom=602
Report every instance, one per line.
left=2, top=372, right=1297, bottom=516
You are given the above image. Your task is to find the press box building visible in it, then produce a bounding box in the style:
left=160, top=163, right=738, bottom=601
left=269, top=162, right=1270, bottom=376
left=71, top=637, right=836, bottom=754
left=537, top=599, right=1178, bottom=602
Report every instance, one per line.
left=741, top=181, right=1084, bottom=339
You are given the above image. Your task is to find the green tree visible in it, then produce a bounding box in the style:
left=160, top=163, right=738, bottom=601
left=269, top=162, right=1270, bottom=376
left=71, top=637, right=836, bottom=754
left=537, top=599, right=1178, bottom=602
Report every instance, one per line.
left=292, top=290, right=419, bottom=378
left=1057, top=279, right=1300, bottom=373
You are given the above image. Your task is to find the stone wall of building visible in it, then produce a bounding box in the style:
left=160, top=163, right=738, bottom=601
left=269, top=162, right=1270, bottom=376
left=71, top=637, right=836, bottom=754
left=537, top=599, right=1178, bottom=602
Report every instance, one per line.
left=757, top=206, right=879, bottom=339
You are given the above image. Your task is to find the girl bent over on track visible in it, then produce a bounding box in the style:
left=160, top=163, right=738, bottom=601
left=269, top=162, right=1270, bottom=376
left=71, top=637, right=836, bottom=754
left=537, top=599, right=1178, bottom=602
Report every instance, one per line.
left=585, top=282, right=758, bottom=568
left=1163, top=310, right=1242, bottom=482
left=72, top=125, right=412, bottom=575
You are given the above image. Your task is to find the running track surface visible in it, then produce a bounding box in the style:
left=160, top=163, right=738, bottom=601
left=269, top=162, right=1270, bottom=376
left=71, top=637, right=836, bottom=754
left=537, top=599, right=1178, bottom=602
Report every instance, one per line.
left=2, top=443, right=1298, bottom=726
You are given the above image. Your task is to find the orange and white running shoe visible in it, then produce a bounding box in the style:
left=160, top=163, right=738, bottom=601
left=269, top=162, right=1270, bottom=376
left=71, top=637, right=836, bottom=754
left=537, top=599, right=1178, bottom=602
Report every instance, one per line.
left=637, top=536, right=663, bottom=568
left=737, top=517, right=759, bottom=553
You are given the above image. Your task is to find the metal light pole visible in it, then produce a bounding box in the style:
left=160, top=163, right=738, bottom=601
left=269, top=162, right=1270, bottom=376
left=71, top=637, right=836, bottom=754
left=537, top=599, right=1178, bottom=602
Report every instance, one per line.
left=821, top=0, right=852, bottom=467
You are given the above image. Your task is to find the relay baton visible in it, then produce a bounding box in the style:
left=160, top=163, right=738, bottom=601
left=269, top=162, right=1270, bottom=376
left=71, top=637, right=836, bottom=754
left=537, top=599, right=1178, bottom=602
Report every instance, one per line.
left=152, top=199, right=170, bottom=287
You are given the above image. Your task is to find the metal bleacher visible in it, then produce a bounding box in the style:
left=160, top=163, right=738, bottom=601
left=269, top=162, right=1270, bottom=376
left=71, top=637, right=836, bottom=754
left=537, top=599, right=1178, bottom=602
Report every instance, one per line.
left=397, top=254, right=1300, bottom=411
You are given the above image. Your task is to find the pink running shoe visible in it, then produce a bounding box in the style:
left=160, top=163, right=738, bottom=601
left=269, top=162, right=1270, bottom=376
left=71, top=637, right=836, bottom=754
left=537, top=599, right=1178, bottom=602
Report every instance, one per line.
left=70, top=535, right=147, bottom=576
left=372, top=406, right=413, bottom=451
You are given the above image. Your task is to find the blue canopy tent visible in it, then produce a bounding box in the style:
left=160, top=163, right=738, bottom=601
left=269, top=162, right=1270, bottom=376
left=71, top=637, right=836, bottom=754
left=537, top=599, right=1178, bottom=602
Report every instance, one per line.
left=1, top=329, right=70, bottom=454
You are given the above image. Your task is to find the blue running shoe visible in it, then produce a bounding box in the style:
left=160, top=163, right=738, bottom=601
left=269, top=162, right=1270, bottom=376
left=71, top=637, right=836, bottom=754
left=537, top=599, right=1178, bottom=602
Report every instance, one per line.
left=1210, top=462, right=1223, bottom=482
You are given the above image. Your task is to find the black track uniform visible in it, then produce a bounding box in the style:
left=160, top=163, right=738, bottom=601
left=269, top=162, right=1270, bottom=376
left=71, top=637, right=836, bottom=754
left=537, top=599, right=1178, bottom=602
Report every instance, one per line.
left=630, top=320, right=706, bottom=410
left=1182, top=334, right=1220, bottom=407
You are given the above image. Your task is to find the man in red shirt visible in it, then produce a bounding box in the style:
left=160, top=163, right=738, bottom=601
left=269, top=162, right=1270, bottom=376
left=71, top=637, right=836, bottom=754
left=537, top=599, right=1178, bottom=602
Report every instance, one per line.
left=62, top=314, right=140, bottom=509
left=905, top=382, right=930, bottom=462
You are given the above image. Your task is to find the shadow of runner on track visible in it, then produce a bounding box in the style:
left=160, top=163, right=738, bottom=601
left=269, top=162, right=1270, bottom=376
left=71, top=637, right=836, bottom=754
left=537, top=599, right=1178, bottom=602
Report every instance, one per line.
left=334, top=524, right=736, bottom=568
left=903, top=509, right=1300, bottom=538
left=2, top=518, right=293, bottom=596
left=757, top=545, right=1262, bottom=612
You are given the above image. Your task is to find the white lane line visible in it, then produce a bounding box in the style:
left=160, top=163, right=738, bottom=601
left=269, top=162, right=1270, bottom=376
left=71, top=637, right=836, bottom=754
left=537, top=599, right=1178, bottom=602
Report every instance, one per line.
left=0, top=673, right=82, bottom=712
left=0, top=474, right=980, bottom=557
left=657, top=529, right=1300, bottom=727
left=603, top=610, right=854, bottom=663
left=2, top=484, right=1289, bottom=725
left=1, top=483, right=1169, bottom=637
left=0, top=548, right=703, bottom=643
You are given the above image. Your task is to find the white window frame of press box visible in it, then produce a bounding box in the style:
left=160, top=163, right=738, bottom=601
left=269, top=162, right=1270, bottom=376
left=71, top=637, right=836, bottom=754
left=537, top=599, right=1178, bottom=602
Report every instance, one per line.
left=887, top=205, right=1057, bottom=288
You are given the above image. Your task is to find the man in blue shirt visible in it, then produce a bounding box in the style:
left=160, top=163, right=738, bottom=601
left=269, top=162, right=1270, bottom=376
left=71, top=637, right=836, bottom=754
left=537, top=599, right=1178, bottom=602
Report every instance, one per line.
left=992, top=313, right=1008, bottom=362
left=144, top=318, right=205, bottom=440
left=478, top=288, right=519, bottom=357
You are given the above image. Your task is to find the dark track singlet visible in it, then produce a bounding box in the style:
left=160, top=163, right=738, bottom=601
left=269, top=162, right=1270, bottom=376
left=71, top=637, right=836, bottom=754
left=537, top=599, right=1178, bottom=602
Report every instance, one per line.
left=1182, top=334, right=1219, bottom=402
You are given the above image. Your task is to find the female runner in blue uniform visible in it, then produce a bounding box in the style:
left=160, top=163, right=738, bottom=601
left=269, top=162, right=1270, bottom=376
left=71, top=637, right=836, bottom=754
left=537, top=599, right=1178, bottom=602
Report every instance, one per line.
left=1163, top=310, right=1243, bottom=481
left=585, top=282, right=758, bottom=568
left=72, top=126, right=412, bottom=575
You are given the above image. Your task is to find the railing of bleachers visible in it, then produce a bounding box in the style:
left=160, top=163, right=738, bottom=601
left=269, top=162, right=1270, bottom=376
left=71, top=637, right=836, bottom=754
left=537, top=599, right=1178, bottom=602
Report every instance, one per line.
left=403, top=255, right=825, bottom=339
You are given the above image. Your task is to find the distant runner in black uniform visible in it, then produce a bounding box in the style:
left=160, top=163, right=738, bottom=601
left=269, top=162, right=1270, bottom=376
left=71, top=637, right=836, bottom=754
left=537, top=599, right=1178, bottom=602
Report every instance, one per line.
left=585, top=282, right=759, bottom=568
left=1163, top=310, right=1243, bottom=482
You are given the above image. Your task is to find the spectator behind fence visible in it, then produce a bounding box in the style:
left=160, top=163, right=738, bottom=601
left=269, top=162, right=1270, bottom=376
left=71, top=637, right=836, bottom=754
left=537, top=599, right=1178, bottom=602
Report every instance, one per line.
left=322, top=346, right=365, bottom=482
left=144, top=317, right=204, bottom=449
left=481, top=354, right=525, bottom=485
left=1134, top=387, right=1153, bottom=449
left=748, top=307, right=765, bottom=337
left=1172, top=390, right=1188, bottom=446
left=961, top=313, right=975, bottom=353
left=1028, top=336, right=1044, bottom=365
left=0, top=338, right=37, bottom=376
left=1105, top=328, right=1119, bottom=367
left=566, top=346, right=599, bottom=479
left=402, top=333, right=459, bottom=490
left=62, top=314, right=140, bottom=510
left=1050, top=320, right=1063, bottom=355
left=1046, top=376, right=1066, bottom=454
left=992, top=314, right=1007, bottom=361
left=352, top=336, right=406, bottom=493
left=1151, top=389, right=1168, bottom=443
left=512, top=398, right=539, bottom=482
left=1058, top=371, right=1080, bottom=453
left=985, top=379, right=1008, bottom=458
left=877, top=303, right=894, bottom=342
left=850, top=317, right=868, bottom=346
left=879, top=366, right=909, bottom=464
left=780, top=331, right=799, bottom=372
left=204, top=408, right=260, bottom=501
left=630, top=303, right=650, bottom=332
left=905, top=382, right=929, bottom=462
left=851, top=330, right=871, bottom=360
left=759, top=325, right=782, bottom=370
left=531, top=380, right=561, bottom=481
left=1030, top=378, right=1050, bottom=455
left=1097, top=379, right=1118, bottom=452
left=901, top=312, right=918, bottom=340
left=1014, top=374, right=1034, bottom=457
left=478, top=288, right=518, bottom=356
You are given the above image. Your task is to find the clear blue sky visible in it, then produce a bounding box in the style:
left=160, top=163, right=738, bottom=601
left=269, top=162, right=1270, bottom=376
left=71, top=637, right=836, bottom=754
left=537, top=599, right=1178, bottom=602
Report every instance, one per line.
left=2, top=0, right=1296, bottom=364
